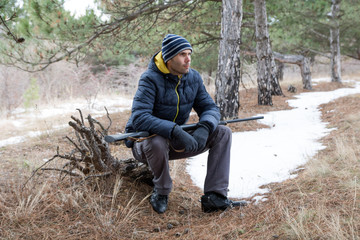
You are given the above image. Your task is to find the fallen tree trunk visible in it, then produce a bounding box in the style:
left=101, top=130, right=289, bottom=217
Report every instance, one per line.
left=242, top=50, right=312, bottom=90
left=273, top=52, right=312, bottom=90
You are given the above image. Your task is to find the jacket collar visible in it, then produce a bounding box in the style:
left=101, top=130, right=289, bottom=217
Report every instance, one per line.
left=154, top=51, right=170, bottom=74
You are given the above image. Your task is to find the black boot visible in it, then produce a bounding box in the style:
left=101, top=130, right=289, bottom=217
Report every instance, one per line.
left=150, top=189, right=168, bottom=214
left=201, top=192, right=247, bottom=213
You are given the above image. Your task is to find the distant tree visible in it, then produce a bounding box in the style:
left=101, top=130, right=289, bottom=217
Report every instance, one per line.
left=267, top=0, right=360, bottom=81
left=240, top=1, right=315, bottom=91
left=339, top=0, right=360, bottom=60
left=266, top=0, right=331, bottom=56
left=328, top=0, right=342, bottom=82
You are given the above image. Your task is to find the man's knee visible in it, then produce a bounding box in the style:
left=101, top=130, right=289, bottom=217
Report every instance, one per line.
left=143, top=136, right=168, bottom=154
left=220, top=125, right=232, bottom=135
left=133, top=136, right=168, bottom=163
left=214, top=125, right=232, bottom=139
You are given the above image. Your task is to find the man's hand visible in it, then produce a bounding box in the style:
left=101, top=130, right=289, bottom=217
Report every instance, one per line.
left=172, top=125, right=198, bottom=152
left=192, top=124, right=210, bottom=151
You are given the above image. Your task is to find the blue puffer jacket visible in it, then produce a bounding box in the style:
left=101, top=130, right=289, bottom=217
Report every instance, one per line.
left=125, top=52, right=220, bottom=143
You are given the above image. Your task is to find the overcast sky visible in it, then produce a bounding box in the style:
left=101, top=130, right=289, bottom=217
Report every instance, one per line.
left=63, top=0, right=97, bottom=17
left=63, top=0, right=109, bottom=21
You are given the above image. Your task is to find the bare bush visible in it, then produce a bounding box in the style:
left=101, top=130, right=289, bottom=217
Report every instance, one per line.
left=0, top=66, right=29, bottom=117
left=36, top=61, right=77, bottom=103
left=0, top=60, right=146, bottom=117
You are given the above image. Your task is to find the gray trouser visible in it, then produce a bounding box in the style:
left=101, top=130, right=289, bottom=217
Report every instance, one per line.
left=131, top=125, right=232, bottom=196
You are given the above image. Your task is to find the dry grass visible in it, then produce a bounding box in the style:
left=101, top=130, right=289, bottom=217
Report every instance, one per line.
left=1, top=71, right=360, bottom=239
left=268, top=93, right=360, bottom=240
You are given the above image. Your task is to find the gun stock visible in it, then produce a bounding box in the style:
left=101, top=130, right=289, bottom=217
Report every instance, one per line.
left=104, top=131, right=150, bottom=143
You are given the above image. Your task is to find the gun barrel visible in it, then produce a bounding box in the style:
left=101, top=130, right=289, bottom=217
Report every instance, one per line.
left=220, top=116, right=264, bottom=125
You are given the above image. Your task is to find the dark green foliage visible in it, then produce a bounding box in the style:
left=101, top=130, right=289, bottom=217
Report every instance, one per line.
left=266, top=0, right=360, bottom=59
left=1, top=0, right=359, bottom=72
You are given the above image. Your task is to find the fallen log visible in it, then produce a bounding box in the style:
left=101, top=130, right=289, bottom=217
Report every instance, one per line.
left=242, top=50, right=312, bottom=90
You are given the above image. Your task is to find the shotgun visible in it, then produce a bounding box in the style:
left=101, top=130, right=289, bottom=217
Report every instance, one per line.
left=104, top=116, right=264, bottom=143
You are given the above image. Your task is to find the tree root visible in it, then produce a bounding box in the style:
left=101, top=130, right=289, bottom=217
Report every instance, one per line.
left=24, top=108, right=153, bottom=188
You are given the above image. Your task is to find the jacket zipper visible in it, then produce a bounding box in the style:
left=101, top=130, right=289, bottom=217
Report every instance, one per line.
left=173, top=77, right=181, bottom=122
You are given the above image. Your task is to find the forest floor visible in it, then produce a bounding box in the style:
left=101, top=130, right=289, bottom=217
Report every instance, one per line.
left=1, top=73, right=360, bottom=239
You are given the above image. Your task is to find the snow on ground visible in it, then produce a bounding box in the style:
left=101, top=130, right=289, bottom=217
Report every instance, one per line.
left=187, top=78, right=360, bottom=200
left=0, top=96, right=132, bottom=148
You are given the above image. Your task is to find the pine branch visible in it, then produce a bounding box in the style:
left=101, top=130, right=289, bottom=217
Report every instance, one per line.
left=0, top=15, right=25, bottom=43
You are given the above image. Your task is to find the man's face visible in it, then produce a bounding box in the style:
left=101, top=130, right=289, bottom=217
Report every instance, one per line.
left=167, top=49, right=192, bottom=76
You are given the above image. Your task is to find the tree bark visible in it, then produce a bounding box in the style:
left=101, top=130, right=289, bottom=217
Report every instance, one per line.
left=215, top=0, right=243, bottom=120
left=300, top=57, right=312, bottom=90
left=270, top=52, right=283, bottom=96
left=276, top=61, right=284, bottom=81
left=329, top=0, right=342, bottom=82
left=254, top=0, right=282, bottom=105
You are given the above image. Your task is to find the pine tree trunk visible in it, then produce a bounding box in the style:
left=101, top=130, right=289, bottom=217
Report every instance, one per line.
left=329, top=0, right=342, bottom=82
left=300, top=57, right=312, bottom=90
left=215, top=0, right=243, bottom=120
left=254, top=0, right=279, bottom=105
left=270, top=54, right=283, bottom=96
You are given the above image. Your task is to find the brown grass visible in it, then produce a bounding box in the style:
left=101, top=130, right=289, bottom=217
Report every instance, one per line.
left=1, top=78, right=360, bottom=239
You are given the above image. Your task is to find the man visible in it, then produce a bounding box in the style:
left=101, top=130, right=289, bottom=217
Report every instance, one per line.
left=125, top=34, right=246, bottom=214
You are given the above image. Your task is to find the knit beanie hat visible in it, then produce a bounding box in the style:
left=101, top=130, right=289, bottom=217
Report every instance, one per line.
left=161, top=34, right=192, bottom=63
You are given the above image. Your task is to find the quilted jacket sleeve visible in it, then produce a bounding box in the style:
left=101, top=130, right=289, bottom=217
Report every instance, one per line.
left=130, top=75, right=176, bottom=139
